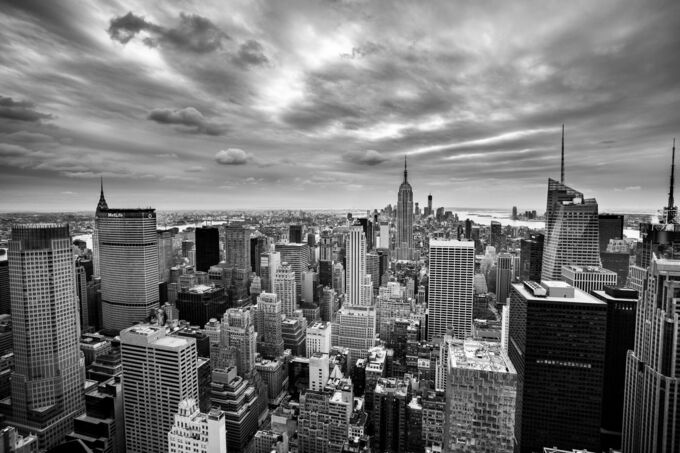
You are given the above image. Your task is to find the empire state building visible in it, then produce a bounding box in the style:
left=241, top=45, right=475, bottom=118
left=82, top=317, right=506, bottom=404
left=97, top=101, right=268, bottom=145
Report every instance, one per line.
left=396, top=156, right=414, bottom=260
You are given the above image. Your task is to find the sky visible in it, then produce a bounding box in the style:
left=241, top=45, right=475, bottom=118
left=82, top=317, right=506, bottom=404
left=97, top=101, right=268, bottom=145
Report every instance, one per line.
left=0, top=0, right=679, bottom=213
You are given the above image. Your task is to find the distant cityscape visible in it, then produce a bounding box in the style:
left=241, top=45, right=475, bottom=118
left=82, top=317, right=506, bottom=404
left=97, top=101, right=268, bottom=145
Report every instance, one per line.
left=0, top=138, right=678, bottom=453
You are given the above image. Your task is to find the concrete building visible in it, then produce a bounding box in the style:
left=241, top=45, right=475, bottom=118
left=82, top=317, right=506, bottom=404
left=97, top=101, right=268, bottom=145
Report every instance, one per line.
left=282, top=312, right=307, bottom=357
left=445, top=340, right=516, bottom=452
left=372, top=377, right=411, bottom=452
left=260, top=251, right=281, bottom=293
left=224, top=225, right=251, bottom=273
left=333, top=306, right=377, bottom=371
left=274, top=263, right=297, bottom=316
left=253, top=292, right=284, bottom=359
left=301, top=270, right=317, bottom=304
left=346, top=226, right=372, bottom=307
left=509, top=281, right=606, bottom=453
left=275, top=243, right=311, bottom=300
left=220, top=308, right=257, bottom=378
left=427, top=240, right=475, bottom=341
left=332, top=263, right=345, bottom=294
left=561, top=265, right=617, bottom=294
left=306, top=321, right=332, bottom=356
left=255, top=358, right=288, bottom=404
left=298, top=378, right=354, bottom=453
left=309, top=353, right=330, bottom=392
left=541, top=179, right=601, bottom=281
left=120, top=325, right=198, bottom=453
left=168, top=399, right=226, bottom=453
left=6, top=224, right=85, bottom=450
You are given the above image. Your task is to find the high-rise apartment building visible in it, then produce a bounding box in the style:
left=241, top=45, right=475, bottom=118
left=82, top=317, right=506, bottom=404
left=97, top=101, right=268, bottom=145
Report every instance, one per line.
left=253, top=292, right=284, bottom=359
left=427, top=240, right=475, bottom=341
left=167, top=399, right=227, bottom=453
left=120, top=324, right=198, bottom=453
left=224, top=224, right=251, bottom=273
left=509, top=281, right=606, bottom=453
left=622, top=257, right=680, bottom=452
left=195, top=226, right=220, bottom=273
left=274, top=263, right=297, bottom=316
left=346, top=226, right=371, bottom=307
left=561, top=264, right=617, bottom=293
left=541, top=179, right=601, bottom=281
left=496, top=253, right=513, bottom=305
left=396, top=157, right=414, bottom=260
left=7, top=224, right=85, bottom=449
left=298, top=378, right=353, bottom=453
left=519, top=233, right=544, bottom=282
left=96, top=187, right=159, bottom=330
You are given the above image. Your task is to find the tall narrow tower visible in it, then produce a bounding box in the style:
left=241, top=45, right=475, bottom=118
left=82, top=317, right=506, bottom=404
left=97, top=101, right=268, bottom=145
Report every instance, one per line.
left=346, top=225, right=369, bottom=307
left=8, top=224, right=85, bottom=449
left=396, top=156, right=414, bottom=260
left=664, top=138, right=677, bottom=224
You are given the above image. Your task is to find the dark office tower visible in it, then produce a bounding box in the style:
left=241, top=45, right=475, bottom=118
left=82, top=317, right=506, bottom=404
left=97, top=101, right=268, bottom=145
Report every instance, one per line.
left=591, top=286, right=638, bottom=451
left=97, top=201, right=159, bottom=331
left=195, top=226, right=220, bottom=272
left=512, top=205, right=518, bottom=220
left=489, top=221, right=502, bottom=251
left=598, top=214, right=624, bottom=252
left=509, top=281, right=606, bottom=453
left=415, top=202, right=420, bottom=216
left=396, top=156, right=414, bottom=260
left=225, top=224, right=251, bottom=273
left=319, top=230, right=333, bottom=262
left=175, top=285, right=228, bottom=326
left=289, top=224, right=303, bottom=244
left=520, top=234, right=544, bottom=282
left=622, top=257, right=680, bottom=452
left=356, top=217, right=373, bottom=252
left=7, top=224, right=85, bottom=449
left=427, top=193, right=433, bottom=217
left=464, top=219, right=472, bottom=240
left=0, top=259, right=9, bottom=314
left=319, top=260, right=333, bottom=287
left=372, top=378, right=411, bottom=452
left=181, top=240, right=194, bottom=259
left=157, top=229, right=174, bottom=283
left=541, top=178, right=600, bottom=281
left=496, top=254, right=513, bottom=306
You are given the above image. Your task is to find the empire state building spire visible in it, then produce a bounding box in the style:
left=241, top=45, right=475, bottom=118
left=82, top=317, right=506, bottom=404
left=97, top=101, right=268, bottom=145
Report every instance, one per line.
left=664, top=138, right=677, bottom=224
left=404, top=154, right=408, bottom=182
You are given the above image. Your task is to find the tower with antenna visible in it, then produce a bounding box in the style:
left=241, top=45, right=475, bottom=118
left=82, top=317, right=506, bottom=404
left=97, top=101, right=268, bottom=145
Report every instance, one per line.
left=663, top=138, right=677, bottom=224
left=561, top=124, right=565, bottom=184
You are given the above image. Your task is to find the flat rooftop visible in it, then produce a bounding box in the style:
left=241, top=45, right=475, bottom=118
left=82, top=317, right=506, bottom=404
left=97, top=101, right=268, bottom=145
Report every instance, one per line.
left=429, top=239, right=474, bottom=248
left=513, top=282, right=606, bottom=306
left=449, top=340, right=515, bottom=374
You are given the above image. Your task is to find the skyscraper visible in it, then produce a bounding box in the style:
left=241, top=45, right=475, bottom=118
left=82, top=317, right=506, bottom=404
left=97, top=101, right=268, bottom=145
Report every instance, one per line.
left=598, top=214, right=624, bottom=252
left=519, top=233, right=543, bottom=282
left=274, top=263, right=296, bottom=316
left=622, top=257, right=680, bottom=452
left=496, top=253, right=513, bottom=306
left=275, top=243, right=311, bottom=300
left=121, top=324, right=198, bottom=453
left=167, top=399, right=227, bottom=453
left=396, top=156, right=414, bottom=260
left=7, top=224, right=85, bottom=449
left=96, top=186, right=159, bottom=331
left=427, top=240, right=475, bottom=341
left=224, top=225, right=251, bottom=272
left=253, top=292, right=284, bottom=359
left=259, top=251, right=280, bottom=293
left=509, top=281, right=606, bottom=453
left=221, top=307, right=258, bottom=379
left=195, top=226, right=220, bottom=272
left=289, top=224, right=303, bottom=244
left=427, top=193, right=433, bottom=217
left=541, top=178, right=601, bottom=281
left=346, top=225, right=371, bottom=307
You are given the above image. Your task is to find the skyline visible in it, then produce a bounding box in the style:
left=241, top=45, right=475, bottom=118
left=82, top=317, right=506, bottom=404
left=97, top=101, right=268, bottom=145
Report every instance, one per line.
left=1, top=0, right=680, bottom=212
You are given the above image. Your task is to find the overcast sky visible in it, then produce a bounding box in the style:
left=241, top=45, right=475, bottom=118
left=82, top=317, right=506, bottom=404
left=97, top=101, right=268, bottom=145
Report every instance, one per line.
left=1, top=0, right=678, bottom=213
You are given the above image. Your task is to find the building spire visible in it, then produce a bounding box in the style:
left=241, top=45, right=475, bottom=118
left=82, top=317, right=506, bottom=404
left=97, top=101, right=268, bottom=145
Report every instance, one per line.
left=404, top=154, right=408, bottom=182
left=667, top=138, right=677, bottom=223
left=560, top=124, right=565, bottom=184
left=96, top=176, right=108, bottom=213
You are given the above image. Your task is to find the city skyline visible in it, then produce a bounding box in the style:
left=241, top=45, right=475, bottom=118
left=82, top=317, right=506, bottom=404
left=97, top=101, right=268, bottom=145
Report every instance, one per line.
left=1, top=1, right=679, bottom=212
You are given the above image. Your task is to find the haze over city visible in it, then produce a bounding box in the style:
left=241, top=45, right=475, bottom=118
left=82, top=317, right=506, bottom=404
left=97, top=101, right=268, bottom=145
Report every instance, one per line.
left=1, top=0, right=679, bottom=211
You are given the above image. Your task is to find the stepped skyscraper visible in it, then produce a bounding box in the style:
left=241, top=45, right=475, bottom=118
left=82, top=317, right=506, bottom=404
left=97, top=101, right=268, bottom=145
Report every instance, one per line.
left=541, top=128, right=601, bottom=280
left=7, top=224, right=85, bottom=449
left=396, top=156, right=414, bottom=260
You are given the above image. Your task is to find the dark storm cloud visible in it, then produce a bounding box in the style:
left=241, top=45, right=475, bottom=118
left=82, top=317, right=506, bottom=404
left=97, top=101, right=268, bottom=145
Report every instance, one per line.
left=148, top=107, right=227, bottom=135
left=108, top=12, right=229, bottom=53
left=342, top=149, right=388, bottom=166
left=232, top=40, right=269, bottom=68
left=0, top=96, right=52, bottom=122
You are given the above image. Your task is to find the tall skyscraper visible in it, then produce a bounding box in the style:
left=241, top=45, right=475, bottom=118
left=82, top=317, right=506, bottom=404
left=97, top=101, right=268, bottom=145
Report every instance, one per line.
left=274, top=263, right=296, bottom=316
left=496, top=253, right=513, bottom=306
left=319, top=230, right=333, bottom=262
left=259, top=251, right=280, bottom=293
left=396, top=156, right=414, bottom=260
left=121, top=324, right=198, bottom=453
left=519, top=233, right=543, bottom=282
left=253, top=292, right=284, bottom=359
left=224, top=225, right=251, bottom=272
left=195, top=226, right=220, bottom=272
left=622, top=257, right=680, bottom=452
left=346, top=225, right=371, bottom=307
left=157, top=229, right=175, bottom=283
left=275, top=243, right=311, bottom=300
left=541, top=178, right=601, bottom=281
left=289, top=224, right=303, bottom=244
left=96, top=186, right=159, bottom=331
left=598, top=214, right=624, bottom=252
left=509, top=281, right=606, bottom=453
left=0, top=259, right=10, bottom=314
left=221, top=307, right=258, bottom=378
left=427, top=193, right=433, bottom=217
left=427, top=240, right=475, bottom=341
left=7, top=224, right=85, bottom=449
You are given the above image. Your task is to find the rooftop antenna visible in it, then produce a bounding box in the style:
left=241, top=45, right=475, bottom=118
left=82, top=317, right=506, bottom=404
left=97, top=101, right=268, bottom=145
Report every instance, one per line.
left=560, top=124, right=565, bottom=184
left=404, top=155, right=408, bottom=182
left=667, top=138, right=677, bottom=223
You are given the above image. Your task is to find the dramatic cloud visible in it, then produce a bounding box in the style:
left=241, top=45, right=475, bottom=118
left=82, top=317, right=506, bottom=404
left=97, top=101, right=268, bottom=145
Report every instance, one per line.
left=232, top=40, right=269, bottom=68
left=342, top=149, right=388, bottom=166
left=0, top=96, right=52, bottom=122
left=215, top=148, right=252, bottom=165
left=108, top=12, right=229, bottom=53
left=147, top=107, right=226, bottom=135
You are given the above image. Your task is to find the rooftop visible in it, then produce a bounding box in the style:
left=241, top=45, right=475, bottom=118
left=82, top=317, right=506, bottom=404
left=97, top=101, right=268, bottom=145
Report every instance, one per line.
left=429, top=239, right=474, bottom=248
left=562, top=265, right=617, bottom=275
left=448, top=340, right=515, bottom=374
left=513, top=281, right=606, bottom=306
